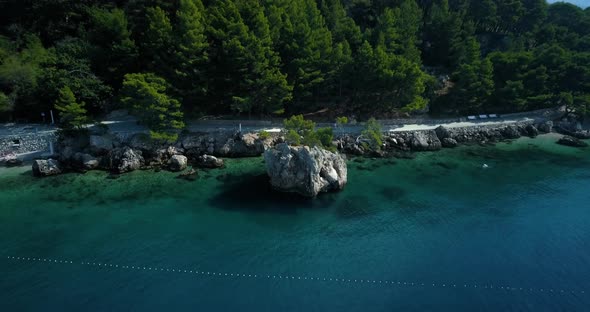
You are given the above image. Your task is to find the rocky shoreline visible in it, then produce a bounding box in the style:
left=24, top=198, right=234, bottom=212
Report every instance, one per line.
left=4, top=117, right=588, bottom=191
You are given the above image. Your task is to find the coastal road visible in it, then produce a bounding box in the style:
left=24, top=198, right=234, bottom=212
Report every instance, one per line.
left=1, top=106, right=562, bottom=138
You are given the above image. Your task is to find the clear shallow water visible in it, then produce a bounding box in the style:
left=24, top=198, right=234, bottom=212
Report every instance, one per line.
left=1, top=134, right=589, bottom=311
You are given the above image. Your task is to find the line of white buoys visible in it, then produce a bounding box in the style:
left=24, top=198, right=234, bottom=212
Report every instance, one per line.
left=4, top=256, right=586, bottom=295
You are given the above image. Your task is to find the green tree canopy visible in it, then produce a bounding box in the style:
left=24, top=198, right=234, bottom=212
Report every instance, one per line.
left=120, top=73, right=185, bottom=141
left=54, top=85, right=88, bottom=130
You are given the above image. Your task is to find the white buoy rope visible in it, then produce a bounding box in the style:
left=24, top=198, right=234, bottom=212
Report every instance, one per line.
left=4, top=256, right=587, bottom=295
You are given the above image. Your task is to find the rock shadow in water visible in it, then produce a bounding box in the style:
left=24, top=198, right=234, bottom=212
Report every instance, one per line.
left=208, top=173, right=334, bottom=214
left=335, top=195, right=376, bottom=219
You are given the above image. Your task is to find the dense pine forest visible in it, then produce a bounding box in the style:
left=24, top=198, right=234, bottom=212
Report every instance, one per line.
left=0, top=0, right=588, bottom=126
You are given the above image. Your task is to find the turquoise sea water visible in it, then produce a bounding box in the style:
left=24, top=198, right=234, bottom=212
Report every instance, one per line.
left=1, top=134, right=589, bottom=311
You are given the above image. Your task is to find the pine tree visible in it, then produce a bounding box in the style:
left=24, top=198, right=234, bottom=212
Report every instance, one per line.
left=236, top=0, right=292, bottom=115
left=173, top=0, right=209, bottom=109
left=54, top=86, right=88, bottom=130
left=449, top=19, right=480, bottom=68
left=376, top=8, right=401, bottom=55
left=120, top=73, right=185, bottom=141
left=423, top=0, right=455, bottom=66
left=319, top=0, right=362, bottom=50
left=450, top=56, right=495, bottom=114
left=207, top=0, right=291, bottom=116
left=142, top=7, right=174, bottom=78
left=470, top=0, right=498, bottom=28
left=394, top=0, right=423, bottom=64
left=265, top=0, right=333, bottom=109
left=88, top=7, right=138, bottom=88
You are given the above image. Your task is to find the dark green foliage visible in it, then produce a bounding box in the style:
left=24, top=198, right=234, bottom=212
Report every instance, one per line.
left=88, top=7, right=138, bottom=88
left=38, top=38, right=112, bottom=115
left=0, top=92, right=12, bottom=112
left=0, top=34, right=46, bottom=116
left=0, top=0, right=588, bottom=122
left=142, top=6, right=174, bottom=78
left=349, top=41, right=430, bottom=115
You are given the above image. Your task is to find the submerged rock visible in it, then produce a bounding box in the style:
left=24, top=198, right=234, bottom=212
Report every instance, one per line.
left=197, top=154, right=224, bottom=168
left=73, top=152, right=99, bottom=170
left=264, top=143, right=347, bottom=197
left=32, top=159, right=62, bottom=177
left=557, top=136, right=588, bottom=148
left=177, top=168, right=198, bottom=181
left=168, top=155, right=188, bottom=172
left=2, top=154, right=23, bottom=167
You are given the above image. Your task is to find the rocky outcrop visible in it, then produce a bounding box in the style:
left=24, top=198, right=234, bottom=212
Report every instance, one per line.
left=537, top=121, right=553, bottom=133
left=32, top=159, right=62, bottom=177
left=525, top=124, right=539, bottom=137
left=557, top=136, right=588, bottom=148
left=103, top=147, right=144, bottom=173
left=168, top=155, right=188, bottom=172
left=387, top=130, right=442, bottom=152
left=264, top=143, right=347, bottom=197
left=337, top=120, right=559, bottom=157
left=196, top=154, right=224, bottom=168
left=441, top=138, right=458, bottom=148
left=501, top=125, right=521, bottom=139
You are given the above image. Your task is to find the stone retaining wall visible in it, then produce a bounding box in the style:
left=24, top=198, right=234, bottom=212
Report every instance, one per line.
left=0, top=133, right=57, bottom=157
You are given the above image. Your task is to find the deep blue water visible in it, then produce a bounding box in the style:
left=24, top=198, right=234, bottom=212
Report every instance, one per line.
left=0, top=135, right=589, bottom=311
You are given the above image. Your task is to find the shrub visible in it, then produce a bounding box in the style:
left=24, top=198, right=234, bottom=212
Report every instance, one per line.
left=284, top=115, right=335, bottom=149
left=336, top=116, right=349, bottom=126
left=284, top=114, right=315, bottom=136
left=259, top=130, right=270, bottom=140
